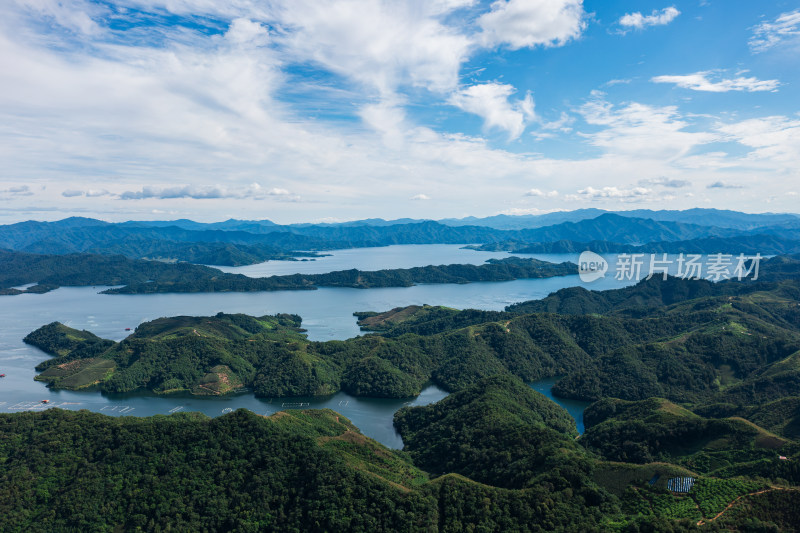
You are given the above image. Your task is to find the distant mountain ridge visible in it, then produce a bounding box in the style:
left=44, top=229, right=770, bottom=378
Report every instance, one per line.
left=1, top=209, right=798, bottom=266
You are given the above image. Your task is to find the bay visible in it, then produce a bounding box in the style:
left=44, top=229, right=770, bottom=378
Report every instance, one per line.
left=1, top=245, right=643, bottom=446
left=530, top=377, right=593, bottom=434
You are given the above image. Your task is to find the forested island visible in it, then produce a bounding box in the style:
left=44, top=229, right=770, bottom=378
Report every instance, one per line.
left=7, top=253, right=800, bottom=530
left=24, top=254, right=800, bottom=404
left=0, top=250, right=575, bottom=295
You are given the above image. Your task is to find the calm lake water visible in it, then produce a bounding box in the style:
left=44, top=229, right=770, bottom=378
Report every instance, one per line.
left=1, top=245, right=645, bottom=446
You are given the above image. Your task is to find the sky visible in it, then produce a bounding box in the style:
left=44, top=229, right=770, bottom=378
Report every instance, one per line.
left=0, top=0, right=799, bottom=223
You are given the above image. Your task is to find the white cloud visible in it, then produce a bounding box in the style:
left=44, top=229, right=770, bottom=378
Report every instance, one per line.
left=525, top=188, right=558, bottom=197
left=273, top=1, right=473, bottom=96
left=224, top=18, right=269, bottom=47
left=1, top=1, right=799, bottom=220
left=707, top=181, right=745, bottom=189
left=449, top=83, right=534, bottom=140
left=358, top=100, right=408, bottom=149
left=61, top=188, right=110, bottom=197
left=618, top=6, right=680, bottom=31
left=652, top=71, right=780, bottom=92
left=17, top=0, right=104, bottom=37
left=579, top=93, right=718, bottom=160
left=500, top=207, right=560, bottom=215
left=638, top=177, right=690, bottom=188
left=0, top=185, right=33, bottom=196
left=118, top=183, right=287, bottom=200
left=568, top=186, right=672, bottom=203
left=750, top=9, right=800, bottom=52
left=411, top=193, right=431, bottom=200
left=718, top=116, right=800, bottom=164
left=478, top=0, right=586, bottom=50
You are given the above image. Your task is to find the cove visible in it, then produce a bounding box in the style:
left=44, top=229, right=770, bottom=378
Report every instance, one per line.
left=529, top=377, right=593, bottom=434
left=1, top=245, right=618, bottom=447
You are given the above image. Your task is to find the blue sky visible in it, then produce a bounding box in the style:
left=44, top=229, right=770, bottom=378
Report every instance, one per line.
left=0, top=0, right=798, bottom=223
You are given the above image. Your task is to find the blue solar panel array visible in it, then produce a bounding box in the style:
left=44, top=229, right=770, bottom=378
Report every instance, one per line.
left=667, top=477, right=696, bottom=493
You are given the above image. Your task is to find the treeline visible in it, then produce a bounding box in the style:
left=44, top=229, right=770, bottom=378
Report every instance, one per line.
left=24, top=273, right=800, bottom=407
left=2, top=377, right=799, bottom=531
left=102, top=256, right=576, bottom=294
left=468, top=233, right=800, bottom=255
left=506, top=255, right=800, bottom=316
left=0, top=249, right=575, bottom=295
left=0, top=249, right=221, bottom=294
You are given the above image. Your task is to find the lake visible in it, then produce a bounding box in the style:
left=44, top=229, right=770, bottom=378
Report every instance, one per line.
left=1, top=245, right=641, bottom=446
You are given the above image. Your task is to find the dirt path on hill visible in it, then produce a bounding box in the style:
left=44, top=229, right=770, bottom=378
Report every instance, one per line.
left=697, top=487, right=785, bottom=526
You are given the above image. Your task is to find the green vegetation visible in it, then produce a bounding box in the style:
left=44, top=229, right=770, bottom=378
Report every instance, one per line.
left=1, top=249, right=575, bottom=294
left=582, top=398, right=789, bottom=475
left=466, top=233, right=800, bottom=256
left=0, top=408, right=438, bottom=532
left=102, top=256, right=576, bottom=294
left=394, top=375, right=582, bottom=488
left=10, top=253, right=800, bottom=530
left=24, top=269, right=800, bottom=411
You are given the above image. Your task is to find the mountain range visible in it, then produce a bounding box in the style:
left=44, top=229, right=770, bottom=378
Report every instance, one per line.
left=1, top=209, right=799, bottom=266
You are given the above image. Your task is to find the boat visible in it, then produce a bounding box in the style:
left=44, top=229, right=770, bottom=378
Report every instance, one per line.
left=41, top=399, right=50, bottom=403
left=0, top=374, right=5, bottom=377
left=125, top=328, right=131, bottom=331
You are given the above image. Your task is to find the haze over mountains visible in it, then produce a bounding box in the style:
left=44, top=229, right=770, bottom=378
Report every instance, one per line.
left=1, top=209, right=799, bottom=266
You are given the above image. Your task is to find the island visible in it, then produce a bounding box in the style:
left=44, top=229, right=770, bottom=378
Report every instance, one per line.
left=10, top=253, right=800, bottom=530
left=0, top=250, right=576, bottom=295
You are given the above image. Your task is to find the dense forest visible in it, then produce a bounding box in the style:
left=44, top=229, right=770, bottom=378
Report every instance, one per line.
left=2, top=377, right=800, bottom=531
left=466, top=233, right=800, bottom=255
left=0, top=250, right=575, bottom=295
left=23, top=257, right=800, bottom=408
left=9, top=252, right=800, bottom=530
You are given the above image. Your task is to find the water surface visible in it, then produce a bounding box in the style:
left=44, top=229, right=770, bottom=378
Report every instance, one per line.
left=1, top=245, right=634, bottom=446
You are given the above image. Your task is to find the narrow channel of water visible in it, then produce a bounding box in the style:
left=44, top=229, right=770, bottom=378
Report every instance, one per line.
left=530, top=376, right=592, bottom=434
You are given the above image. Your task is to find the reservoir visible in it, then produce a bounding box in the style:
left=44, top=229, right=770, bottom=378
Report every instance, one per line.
left=0, top=245, right=636, bottom=446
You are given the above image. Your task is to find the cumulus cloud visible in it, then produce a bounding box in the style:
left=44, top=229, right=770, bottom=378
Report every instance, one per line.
left=567, top=186, right=665, bottom=203
left=638, top=177, right=691, bottom=188
left=718, top=116, right=800, bottom=164
left=750, top=9, right=800, bottom=52
left=478, top=0, right=586, bottom=50
left=119, top=183, right=292, bottom=200
left=618, top=6, right=680, bottom=31
left=274, top=1, right=473, bottom=96
left=525, top=188, right=559, bottom=197
left=564, top=185, right=679, bottom=203
left=652, top=71, right=780, bottom=92
left=579, top=93, right=718, bottom=160
left=707, top=181, right=745, bottom=189
left=62, top=188, right=110, bottom=197
left=449, top=83, right=535, bottom=139
left=410, top=193, right=431, bottom=200
left=0, top=185, right=33, bottom=196
left=224, top=18, right=269, bottom=47
left=2, top=0, right=799, bottom=220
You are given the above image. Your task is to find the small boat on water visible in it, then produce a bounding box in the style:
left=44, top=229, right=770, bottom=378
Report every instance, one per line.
left=41, top=399, right=49, bottom=404
left=0, top=374, right=5, bottom=377
left=125, top=328, right=131, bottom=331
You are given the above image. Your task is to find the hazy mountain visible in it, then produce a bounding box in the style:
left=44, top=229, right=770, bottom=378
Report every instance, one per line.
left=439, top=208, right=799, bottom=230
left=3, top=210, right=796, bottom=265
